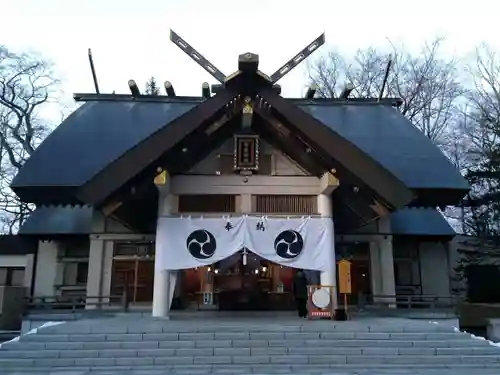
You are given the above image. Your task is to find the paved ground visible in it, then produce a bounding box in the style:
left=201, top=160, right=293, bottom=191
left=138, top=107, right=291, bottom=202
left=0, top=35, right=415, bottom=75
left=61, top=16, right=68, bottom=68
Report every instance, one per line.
left=0, top=370, right=498, bottom=375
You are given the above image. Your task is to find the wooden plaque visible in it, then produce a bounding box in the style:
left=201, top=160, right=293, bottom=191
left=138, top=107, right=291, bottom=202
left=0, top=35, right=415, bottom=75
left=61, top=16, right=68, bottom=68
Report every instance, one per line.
left=233, top=134, right=259, bottom=171
left=338, top=259, right=352, bottom=294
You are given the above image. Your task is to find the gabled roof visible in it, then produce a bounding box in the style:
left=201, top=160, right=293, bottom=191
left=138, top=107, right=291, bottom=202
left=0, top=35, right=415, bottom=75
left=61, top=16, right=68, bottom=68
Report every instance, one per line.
left=300, top=103, right=468, bottom=191
left=12, top=100, right=198, bottom=188
left=11, top=95, right=468, bottom=210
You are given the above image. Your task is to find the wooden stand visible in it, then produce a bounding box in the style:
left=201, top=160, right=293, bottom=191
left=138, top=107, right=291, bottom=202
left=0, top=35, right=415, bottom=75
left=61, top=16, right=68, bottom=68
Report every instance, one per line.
left=338, top=259, right=352, bottom=321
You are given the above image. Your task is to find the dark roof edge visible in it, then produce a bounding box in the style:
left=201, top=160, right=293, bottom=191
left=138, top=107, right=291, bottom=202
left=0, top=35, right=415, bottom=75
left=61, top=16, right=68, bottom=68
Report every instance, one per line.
left=73, top=93, right=403, bottom=107
left=0, top=235, right=38, bottom=255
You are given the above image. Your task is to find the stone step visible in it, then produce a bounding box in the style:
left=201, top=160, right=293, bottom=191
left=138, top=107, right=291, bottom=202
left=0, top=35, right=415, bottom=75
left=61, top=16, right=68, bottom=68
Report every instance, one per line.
left=2, top=364, right=500, bottom=374
left=8, top=340, right=492, bottom=351
left=17, top=331, right=472, bottom=342
left=5, top=338, right=493, bottom=349
left=37, top=321, right=459, bottom=334
left=5, top=318, right=498, bottom=372
left=2, top=345, right=500, bottom=358
left=2, top=338, right=492, bottom=352
left=0, top=354, right=499, bottom=368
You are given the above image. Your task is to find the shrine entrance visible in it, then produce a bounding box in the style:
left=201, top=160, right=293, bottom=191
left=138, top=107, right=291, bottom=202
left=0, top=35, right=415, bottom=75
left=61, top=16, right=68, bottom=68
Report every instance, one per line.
left=212, top=250, right=296, bottom=311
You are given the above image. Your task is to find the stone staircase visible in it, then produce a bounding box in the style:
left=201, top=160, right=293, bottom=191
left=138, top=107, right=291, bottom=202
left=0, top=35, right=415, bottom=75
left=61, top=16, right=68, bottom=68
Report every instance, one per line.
left=1, top=316, right=500, bottom=374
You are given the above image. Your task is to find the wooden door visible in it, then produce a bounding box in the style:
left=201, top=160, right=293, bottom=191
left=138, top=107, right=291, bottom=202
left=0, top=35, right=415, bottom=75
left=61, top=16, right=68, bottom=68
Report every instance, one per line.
left=349, top=260, right=371, bottom=305
left=111, top=260, right=135, bottom=300
left=135, top=260, right=154, bottom=302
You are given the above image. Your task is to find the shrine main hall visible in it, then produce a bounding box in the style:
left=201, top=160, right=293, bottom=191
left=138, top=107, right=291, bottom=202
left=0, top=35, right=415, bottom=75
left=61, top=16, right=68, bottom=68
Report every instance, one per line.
left=3, top=32, right=468, bottom=317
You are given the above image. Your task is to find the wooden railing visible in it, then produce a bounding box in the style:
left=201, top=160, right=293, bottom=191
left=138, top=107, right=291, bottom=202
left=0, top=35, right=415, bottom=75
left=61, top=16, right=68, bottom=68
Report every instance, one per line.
left=25, top=293, right=128, bottom=313
left=359, top=294, right=462, bottom=312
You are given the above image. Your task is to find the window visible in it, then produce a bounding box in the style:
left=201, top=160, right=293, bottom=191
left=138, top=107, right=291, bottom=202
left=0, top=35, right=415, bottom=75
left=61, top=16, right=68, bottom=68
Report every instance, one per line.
left=394, top=260, right=421, bottom=287
left=394, top=261, right=413, bottom=285
left=0, top=267, right=25, bottom=287
left=114, top=242, right=155, bottom=257
left=58, top=239, right=90, bottom=259
left=254, top=195, right=317, bottom=214
left=62, top=262, right=88, bottom=286
left=0, top=268, right=7, bottom=285
left=76, top=263, right=89, bottom=284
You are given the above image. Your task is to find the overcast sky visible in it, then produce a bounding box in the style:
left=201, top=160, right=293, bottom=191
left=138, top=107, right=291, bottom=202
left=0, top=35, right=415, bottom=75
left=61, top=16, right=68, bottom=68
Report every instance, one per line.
left=2, top=0, right=499, bottom=110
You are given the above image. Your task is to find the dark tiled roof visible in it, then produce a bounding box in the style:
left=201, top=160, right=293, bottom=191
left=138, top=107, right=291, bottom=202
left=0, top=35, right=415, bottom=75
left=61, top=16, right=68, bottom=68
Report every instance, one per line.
left=300, top=104, right=468, bottom=191
left=12, top=101, right=197, bottom=188
left=19, top=205, right=454, bottom=238
left=12, top=99, right=468, bottom=194
left=389, top=208, right=456, bottom=237
left=0, top=235, right=37, bottom=255
left=19, top=206, right=93, bottom=235
left=353, top=207, right=456, bottom=237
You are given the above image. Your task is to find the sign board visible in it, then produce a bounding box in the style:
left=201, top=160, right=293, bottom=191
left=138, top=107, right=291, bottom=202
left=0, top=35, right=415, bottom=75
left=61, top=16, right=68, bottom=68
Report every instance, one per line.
left=308, top=285, right=334, bottom=319
left=338, top=259, right=352, bottom=294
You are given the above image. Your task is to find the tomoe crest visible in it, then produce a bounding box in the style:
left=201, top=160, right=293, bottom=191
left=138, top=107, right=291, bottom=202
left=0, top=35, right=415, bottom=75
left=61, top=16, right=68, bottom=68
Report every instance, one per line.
left=186, top=229, right=217, bottom=259
left=274, top=230, right=304, bottom=259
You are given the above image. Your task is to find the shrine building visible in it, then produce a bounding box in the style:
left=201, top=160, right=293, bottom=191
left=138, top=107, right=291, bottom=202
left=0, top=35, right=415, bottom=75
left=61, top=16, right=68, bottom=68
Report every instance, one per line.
left=1, top=32, right=468, bottom=317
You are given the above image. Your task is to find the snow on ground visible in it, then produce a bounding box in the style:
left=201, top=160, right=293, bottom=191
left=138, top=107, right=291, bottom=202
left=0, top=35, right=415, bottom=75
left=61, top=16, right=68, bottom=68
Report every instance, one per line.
left=429, top=319, right=500, bottom=347
left=0, top=321, right=65, bottom=348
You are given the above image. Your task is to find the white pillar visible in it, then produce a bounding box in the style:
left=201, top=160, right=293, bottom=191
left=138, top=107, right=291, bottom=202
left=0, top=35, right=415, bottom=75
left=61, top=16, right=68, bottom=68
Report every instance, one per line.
left=376, top=217, right=396, bottom=307
left=369, top=241, right=383, bottom=297
left=33, top=241, right=58, bottom=297
left=100, top=240, right=115, bottom=304
left=86, top=238, right=105, bottom=308
left=23, top=254, right=35, bottom=294
left=152, top=270, right=170, bottom=317
left=152, top=177, right=177, bottom=318
left=317, top=194, right=338, bottom=309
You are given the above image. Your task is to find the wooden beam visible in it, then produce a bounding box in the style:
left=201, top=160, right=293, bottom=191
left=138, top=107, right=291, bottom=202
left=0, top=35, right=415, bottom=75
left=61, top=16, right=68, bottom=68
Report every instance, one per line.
left=164, top=81, right=176, bottom=97
left=305, top=84, right=318, bottom=99
left=369, top=199, right=391, bottom=217
left=172, top=175, right=321, bottom=195
left=253, top=113, right=323, bottom=176
left=77, top=88, right=236, bottom=205
left=128, top=80, right=140, bottom=97
left=202, top=82, right=211, bottom=98
left=101, top=200, right=123, bottom=216
left=258, top=88, right=414, bottom=209
left=320, top=171, right=339, bottom=194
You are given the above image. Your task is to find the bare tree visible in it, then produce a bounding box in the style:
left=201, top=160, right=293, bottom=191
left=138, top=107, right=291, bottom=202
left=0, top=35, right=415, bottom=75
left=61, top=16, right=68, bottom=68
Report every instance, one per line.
left=308, top=38, right=465, bottom=146
left=458, top=45, right=500, bottom=241
left=0, top=46, right=59, bottom=233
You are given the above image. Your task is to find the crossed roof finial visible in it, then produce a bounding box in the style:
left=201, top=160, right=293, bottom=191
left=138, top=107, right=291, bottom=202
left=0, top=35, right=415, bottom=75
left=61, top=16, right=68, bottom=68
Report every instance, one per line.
left=169, top=29, right=325, bottom=87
